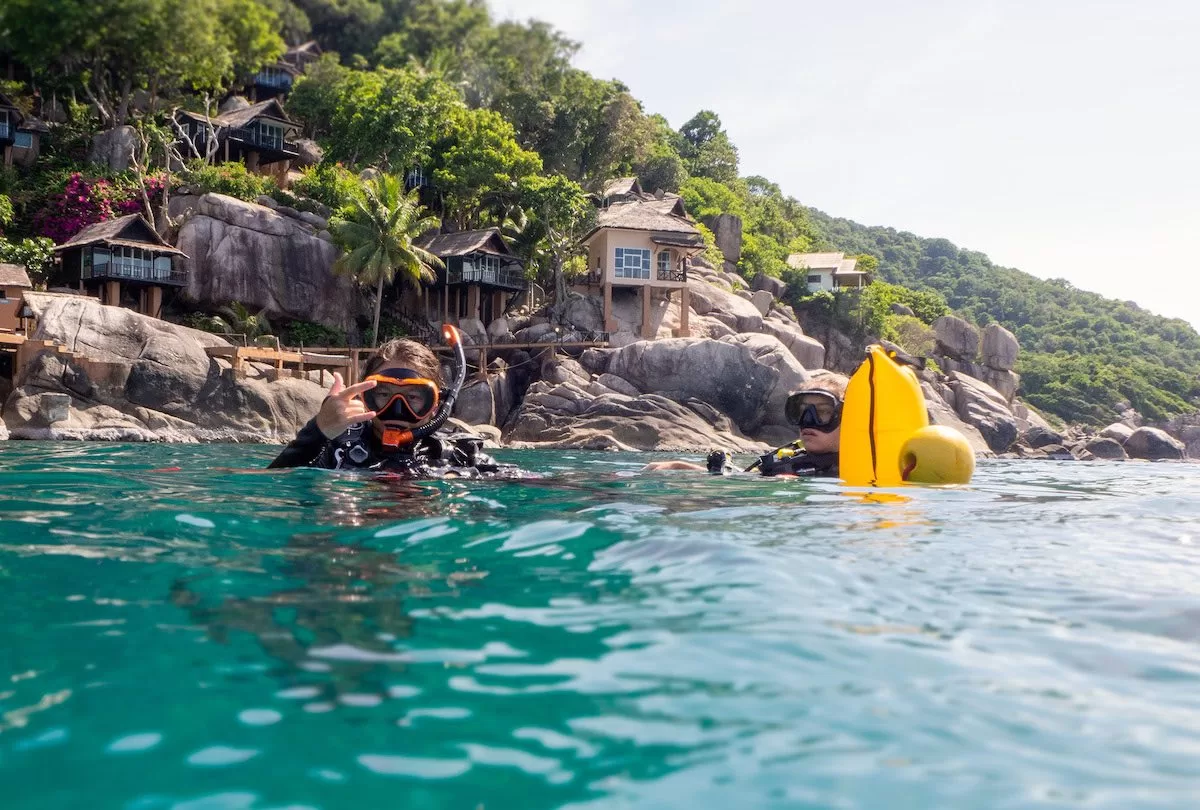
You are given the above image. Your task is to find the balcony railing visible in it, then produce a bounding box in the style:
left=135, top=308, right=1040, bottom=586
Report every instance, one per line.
left=230, top=126, right=298, bottom=155
left=86, top=260, right=188, bottom=286
left=254, top=71, right=294, bottom=90
left=657, top=264, right=687, bottom=282
left=448, top=263, right=527, bottom=290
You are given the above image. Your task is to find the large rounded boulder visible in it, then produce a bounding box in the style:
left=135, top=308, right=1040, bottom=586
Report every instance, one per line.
left=1123, top=427, right=1185, bottom=460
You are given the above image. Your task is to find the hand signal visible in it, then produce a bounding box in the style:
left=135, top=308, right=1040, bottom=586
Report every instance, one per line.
left=316, top=373, right=378, bottom=439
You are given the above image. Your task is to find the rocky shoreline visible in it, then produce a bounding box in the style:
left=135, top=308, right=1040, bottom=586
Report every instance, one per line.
left=0, top=222, right=1194, bottom=462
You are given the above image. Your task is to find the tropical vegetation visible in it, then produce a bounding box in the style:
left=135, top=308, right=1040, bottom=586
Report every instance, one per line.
left=0, top=0, right=1196, bottom=424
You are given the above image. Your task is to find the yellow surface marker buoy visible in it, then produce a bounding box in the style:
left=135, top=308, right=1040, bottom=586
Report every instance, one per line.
left=899, top=425, right=976, bottom=485
left=839, top=344, right=974, bottom=486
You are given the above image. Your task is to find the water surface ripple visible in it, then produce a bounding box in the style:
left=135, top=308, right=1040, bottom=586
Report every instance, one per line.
left=1, top=442, right=1198, bottom=809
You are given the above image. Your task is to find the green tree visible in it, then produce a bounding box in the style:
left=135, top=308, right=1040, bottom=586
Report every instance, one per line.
left=329, top=173, right=443, bottom=347
left=431, top=106, right=543, bottom=229
left=0, top=0, right=283, bottom=125
left=291, top=0, right=385, bottom=58
left=322, top=66, right=459, bottom=169
left=286, top=53, right=352, bottom=139
left=515, top=174, right=593, bottom=303
left=677, top=110, right=739, bottom=183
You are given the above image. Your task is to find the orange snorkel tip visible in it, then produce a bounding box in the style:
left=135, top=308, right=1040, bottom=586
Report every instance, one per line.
left=441, top=323, right=461, bottom=347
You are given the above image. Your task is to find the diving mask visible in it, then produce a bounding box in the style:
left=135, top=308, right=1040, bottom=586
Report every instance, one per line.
left=362, top=367, right=440, bottom=423
left=785, top=389, right=842, bottom=433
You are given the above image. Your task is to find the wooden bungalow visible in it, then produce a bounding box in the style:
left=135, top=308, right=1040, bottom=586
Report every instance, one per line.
left=0, top=91, right=46, bottom=168
left=246, top=62, right=300, bottom=102
left=579, top=187, right=703, bottom=338
left=53, top=214, right=187, bottom=319
left=0, top=263, right=33, bottom=333
left=175, top=99, right=300, bottom=185
left=415, top=229, right=527, bottom=328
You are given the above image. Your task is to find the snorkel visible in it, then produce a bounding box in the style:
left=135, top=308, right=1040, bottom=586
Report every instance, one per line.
left=380, top=324, right=468, bottom=451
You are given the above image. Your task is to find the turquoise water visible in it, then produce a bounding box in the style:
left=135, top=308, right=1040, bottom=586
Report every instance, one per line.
left=1, top=443, right=1199, bottom=809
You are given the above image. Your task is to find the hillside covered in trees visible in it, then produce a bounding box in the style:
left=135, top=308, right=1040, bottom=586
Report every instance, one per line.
left=1, top=0, right=1197, bottom=425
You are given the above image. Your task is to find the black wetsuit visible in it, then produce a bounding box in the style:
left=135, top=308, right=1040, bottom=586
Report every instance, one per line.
left=268, top=420, right=528, bottom=479
left=756, top=449, right=839, bottom=478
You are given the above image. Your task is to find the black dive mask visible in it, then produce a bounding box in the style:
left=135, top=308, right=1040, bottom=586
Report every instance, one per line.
left=785, top=389, right=843, bottom=433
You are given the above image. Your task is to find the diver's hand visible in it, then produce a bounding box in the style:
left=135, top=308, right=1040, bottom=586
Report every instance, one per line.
left=316, top=373, right=378, bottom=439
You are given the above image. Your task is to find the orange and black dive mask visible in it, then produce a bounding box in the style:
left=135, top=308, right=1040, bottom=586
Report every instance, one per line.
left=361, top=368, right=440, bottom=424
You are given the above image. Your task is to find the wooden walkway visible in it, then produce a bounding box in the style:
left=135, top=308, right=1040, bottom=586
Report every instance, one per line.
left=203, top=345, right=354, bottom=384
left=293, top=340, right=611, bottom=383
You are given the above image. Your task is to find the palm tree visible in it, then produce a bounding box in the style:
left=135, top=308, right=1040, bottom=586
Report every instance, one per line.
left=329, top=173, right=443, bottom=347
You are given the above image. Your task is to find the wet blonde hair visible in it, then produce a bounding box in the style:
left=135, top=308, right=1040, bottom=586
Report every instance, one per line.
left=798, top=373, right=849, bottom=400
left=364, top=339, right=442, bottom=384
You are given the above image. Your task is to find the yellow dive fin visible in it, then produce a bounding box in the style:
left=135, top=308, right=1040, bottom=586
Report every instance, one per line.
left=839, top=345, right=929, bottom=486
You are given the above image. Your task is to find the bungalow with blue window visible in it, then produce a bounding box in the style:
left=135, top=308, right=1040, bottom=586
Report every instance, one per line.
left=0, top=91, right=46, bottom=168
left=579, top=178, right=704, bottom=339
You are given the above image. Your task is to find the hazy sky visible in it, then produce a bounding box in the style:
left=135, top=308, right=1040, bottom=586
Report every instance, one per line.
left=490, top=0, right=1200, bottom=328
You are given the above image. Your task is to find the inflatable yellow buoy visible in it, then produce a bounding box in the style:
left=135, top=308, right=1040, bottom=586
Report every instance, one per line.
left=840, top=345, right=929, bottom=486
left=899, top=425, right=975, bottom=485
left=839, top=345, right=974, bottom=486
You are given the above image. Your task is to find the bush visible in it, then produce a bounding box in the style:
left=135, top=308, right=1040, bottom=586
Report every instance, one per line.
left=882, top=314, right=937, bottom=357
left=29, top=171, right=162, bottom=243
left=177, top=160, right=276, bottom=202
left=292, top=164, right=360, bottom=213
left=281, top=320, right=345, bottom=348
left=0, top=236, right=55, bottom=288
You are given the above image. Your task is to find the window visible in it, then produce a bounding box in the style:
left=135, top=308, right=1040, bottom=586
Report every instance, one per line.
left=657, top=251, right=670, bottom=274
left=614, top=247, right=651, bottom=280
left=154, top=256, right=172, bottom=280
left=807, top=274, right=822, bottom=284
left=13, top=131, right=33, bottom=149
left=0, top=288, right=8, bottom=301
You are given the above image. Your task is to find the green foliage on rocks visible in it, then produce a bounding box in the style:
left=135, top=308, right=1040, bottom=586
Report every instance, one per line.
left=178, top=160, right=277, bottom=202
left=807, top=209, right=1200, bottom=423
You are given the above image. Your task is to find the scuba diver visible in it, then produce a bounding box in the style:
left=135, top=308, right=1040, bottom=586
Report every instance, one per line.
left=269, top=325, right=528, bottom=478
left=643, top=377, right=847, bottom=478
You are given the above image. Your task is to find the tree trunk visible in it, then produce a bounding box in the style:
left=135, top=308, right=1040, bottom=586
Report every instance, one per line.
left=372, top=276, right=384, bottom=347
left=115, top=77, right=133, bottom=127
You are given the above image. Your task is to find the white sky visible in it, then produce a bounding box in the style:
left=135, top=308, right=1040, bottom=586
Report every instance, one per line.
left=490, top=0, right=1200, bottom=328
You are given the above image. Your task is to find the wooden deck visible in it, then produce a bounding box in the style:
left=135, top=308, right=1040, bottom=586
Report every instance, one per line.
left=204, top=345, right=354, bottom=384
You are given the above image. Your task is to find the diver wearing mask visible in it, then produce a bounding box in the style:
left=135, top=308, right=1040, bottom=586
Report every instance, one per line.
left=645, top=379, right=846, bottom=478
left=269, top=325, right=526, bottom=478
left=742, top=386, right=842, bottom=477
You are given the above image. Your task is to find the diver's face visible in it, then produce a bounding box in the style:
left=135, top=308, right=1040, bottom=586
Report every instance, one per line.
left=800, top=426, right=840, bottom=455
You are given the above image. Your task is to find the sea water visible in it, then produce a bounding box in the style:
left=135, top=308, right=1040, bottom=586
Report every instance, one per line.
left=0, top=442, right=1198, bottom=810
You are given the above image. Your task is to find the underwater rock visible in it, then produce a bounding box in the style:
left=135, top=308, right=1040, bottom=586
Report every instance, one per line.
left=4, top=293, right=324, bottom=443
left=1123, top=427, right=1185, bottom=461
